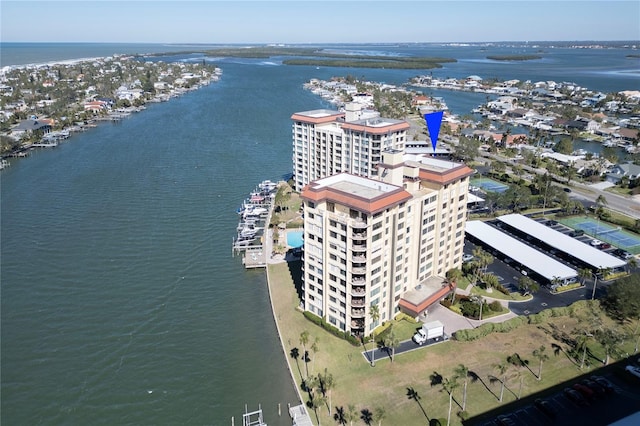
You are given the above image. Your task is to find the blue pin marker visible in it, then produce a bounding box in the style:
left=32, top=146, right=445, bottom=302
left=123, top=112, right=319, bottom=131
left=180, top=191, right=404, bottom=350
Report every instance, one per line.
left=424, top=111, right=444, bottom=152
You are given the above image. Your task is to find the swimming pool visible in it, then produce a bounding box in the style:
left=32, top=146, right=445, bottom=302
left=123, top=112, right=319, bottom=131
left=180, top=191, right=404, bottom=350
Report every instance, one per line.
left=287, top=231, right=304, bottom=248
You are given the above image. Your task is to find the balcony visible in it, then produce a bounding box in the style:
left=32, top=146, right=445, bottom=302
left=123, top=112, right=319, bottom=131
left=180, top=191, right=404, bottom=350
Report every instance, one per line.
left=352, top=277, right=366, bottom=286
left=352, top=242, right=367, bottom=252
left=351, top=319, right=364, bottom=329
left=352, top=231, right=367, bottom=240
left=352, top=219, right=367, bottom=229
left=351, top=298, right=365, bottom=307
left=351, top=286, right=366, bottom=297
left=352, top=253, right=366, bottom=262
left=351, top=266, right=366, bottom=275
left=351, top=307, right=365, bottom=318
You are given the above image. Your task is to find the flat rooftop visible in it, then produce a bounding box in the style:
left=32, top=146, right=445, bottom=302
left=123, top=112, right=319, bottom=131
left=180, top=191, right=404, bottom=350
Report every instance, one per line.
left=404, top=153, right=466, bottom=172
left=315, top=173, right=400, bottom=199
left=402, top=276, right=449, bottom=306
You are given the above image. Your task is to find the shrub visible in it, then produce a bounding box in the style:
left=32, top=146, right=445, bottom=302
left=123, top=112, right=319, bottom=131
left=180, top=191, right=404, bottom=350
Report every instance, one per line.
left=441, top=299, right=452, bottom=308
left=495, top=283, right=510, bottom=295
left=302, top=311, right=360, bottom=346
left=489, top=300, right=503, bottom=312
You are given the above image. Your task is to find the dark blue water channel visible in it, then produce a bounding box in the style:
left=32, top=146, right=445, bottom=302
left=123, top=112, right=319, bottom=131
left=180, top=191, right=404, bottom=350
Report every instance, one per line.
left=1, top=62, right=325, bottom=425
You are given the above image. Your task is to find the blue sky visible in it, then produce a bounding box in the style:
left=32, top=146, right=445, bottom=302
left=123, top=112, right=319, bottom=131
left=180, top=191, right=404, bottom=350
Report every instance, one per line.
left=2, top=1, right=639, bottom=44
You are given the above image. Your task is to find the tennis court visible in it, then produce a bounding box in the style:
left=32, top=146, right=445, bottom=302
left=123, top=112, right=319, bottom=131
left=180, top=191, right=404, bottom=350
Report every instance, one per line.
left=560, top=216, right=640, bottom=254
left=470, top=177, right=509, bottom=193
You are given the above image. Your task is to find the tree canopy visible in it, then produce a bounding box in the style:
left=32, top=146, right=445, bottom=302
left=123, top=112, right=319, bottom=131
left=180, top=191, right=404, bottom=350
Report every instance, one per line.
left=602, top=273, right=640, bottom=322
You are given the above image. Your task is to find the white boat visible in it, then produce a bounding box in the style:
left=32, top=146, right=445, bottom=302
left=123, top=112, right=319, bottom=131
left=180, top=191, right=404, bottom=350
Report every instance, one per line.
left=258, top=180, right=277, bottom=192
left=239, top=227, right=257, bottom=238
left=243, top=207, right=267, bottom=218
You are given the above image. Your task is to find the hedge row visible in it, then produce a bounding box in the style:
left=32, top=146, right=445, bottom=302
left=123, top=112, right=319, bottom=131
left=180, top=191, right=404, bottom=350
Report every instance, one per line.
left=453, top=304, right=582, bottom=341
left=302, top=311, right=361, bottom=346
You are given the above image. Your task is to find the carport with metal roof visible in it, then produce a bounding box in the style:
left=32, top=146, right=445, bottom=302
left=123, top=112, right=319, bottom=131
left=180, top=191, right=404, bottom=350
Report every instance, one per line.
left=496, top=214, right=626, bottom=272
left=465, top=220, right=578, bottom=284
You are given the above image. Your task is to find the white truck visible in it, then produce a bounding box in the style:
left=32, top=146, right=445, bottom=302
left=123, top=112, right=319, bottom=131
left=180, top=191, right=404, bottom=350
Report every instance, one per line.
left=412, top=320, right=445, bottom=345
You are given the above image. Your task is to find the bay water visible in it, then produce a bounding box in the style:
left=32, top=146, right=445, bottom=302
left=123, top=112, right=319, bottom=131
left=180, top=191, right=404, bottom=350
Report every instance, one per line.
left=1, top=43, right=638, bottom=425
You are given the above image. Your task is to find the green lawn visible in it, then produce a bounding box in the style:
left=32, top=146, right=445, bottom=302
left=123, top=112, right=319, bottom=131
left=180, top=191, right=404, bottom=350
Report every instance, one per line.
left=267, top=262, right=637, bottom=426
left=469, top=286, right=532, bottom=302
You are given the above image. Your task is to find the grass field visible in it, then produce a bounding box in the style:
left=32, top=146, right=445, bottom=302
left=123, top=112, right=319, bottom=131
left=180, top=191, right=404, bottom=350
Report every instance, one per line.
left=268, top=261, right=637, bottom=425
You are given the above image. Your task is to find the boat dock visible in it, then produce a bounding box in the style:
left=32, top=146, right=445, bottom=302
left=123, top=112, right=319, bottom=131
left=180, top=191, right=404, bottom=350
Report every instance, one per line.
left=232, top=180, right=279, bottom=269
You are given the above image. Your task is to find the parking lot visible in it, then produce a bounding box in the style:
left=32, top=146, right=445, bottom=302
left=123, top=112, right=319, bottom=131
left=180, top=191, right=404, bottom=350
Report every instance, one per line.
left=472, top=368, right=640, bottom=426
left=462, top=231, right=623, bottom=317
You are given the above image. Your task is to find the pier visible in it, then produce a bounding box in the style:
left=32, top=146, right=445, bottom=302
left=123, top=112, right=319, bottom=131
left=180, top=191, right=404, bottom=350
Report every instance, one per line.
left=232, top=180, right=279, bottom=269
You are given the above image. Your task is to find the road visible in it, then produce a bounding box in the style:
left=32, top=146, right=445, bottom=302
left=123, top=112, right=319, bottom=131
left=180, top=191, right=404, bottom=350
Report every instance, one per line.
left=477, top=151, right=640, bottom=219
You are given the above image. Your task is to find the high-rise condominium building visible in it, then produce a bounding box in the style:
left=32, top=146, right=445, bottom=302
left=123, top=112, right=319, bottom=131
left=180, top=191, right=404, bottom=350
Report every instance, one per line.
left=291, top=103, right=410, bottom=192
left=300, top=150, right=474, bottom=337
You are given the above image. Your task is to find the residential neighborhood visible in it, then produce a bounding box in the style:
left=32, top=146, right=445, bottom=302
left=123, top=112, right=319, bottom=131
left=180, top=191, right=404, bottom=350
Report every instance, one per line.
left=0, top=55, right=221, bottom=157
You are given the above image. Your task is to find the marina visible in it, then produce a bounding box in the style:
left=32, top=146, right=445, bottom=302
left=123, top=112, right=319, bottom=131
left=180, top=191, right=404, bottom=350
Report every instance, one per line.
left=232, top=180, right=280, bottom=269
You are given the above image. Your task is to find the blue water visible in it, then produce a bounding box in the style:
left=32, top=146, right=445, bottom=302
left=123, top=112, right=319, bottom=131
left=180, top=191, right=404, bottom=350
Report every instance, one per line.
left=1, top=42, right=639, bottom=425
left=286, top=231, right=304, bottom=248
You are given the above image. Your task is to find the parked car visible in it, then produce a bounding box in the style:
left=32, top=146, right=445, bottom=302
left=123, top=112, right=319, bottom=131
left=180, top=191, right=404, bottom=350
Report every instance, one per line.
left=598, top=242, right=612, bottom=250
left=590, top=239, right=603, bottom=246
left=582, top=379, right=607, bottom=396
left=496, top=414, right=517, bottom=426
left=625, top=365, right=640, bottom=379
left=564, top=387, right=589, bottom=406
left=546, top=220, right=558, bottom=226
left=569, top=229, right=585, bottom=237
left=534, top=398, right=558, bottom=418
left=462, top=254, right=474, bottom=262
left=590, top=376, right=616, bottom=394
left=563, top=187, right=572, bottom=192
left=573, top=383, right=596, bottom=400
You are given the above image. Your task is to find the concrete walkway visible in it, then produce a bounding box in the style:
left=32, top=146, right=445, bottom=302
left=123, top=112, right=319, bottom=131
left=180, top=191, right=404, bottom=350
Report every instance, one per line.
left=420, top=285, right=518, bottom=335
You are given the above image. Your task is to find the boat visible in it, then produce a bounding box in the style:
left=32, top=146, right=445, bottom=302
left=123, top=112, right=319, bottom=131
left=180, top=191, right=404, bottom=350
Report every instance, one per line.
left=258, top=180, right=277, bottom=192
left=243, top=207, right=268, bottom=218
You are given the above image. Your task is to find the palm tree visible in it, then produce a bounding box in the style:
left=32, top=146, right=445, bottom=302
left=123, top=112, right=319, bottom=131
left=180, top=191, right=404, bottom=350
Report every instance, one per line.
left=290, top=347, right=302, bottom=377
left=384, top=330, right=400, bottom=362
left=535, top=172, right=552, bottom=215
left=595, top=194, right=608, bottom=226
left=576, top=331, right=594, bottom=369
left=300, top=330, right=310, bottom=354
left=454, top=364, right=470, bottom=410
left=441, top=377, right=460, bottom=426
left=372, top=407, right=386, bottom=426
left=517, top=275, right=539, bottom=296
left=628, top=256, right=638, bottom=273
left=595, top=327, right=626, bottom=365
left=311, top=338, right=320, bottom=374
left=532, top=345, right=549, bottom=381
left=445, top=268, right=463, bottom=302
left=493, top=361, right=509, bottom=402
left=482, top=273, right=500, bottom=290
left=369, top=304, right=380, bottom=367
left=345, top=404, right=358, bottom=426
left=320, top=368, right=335, bottom=416
left=578, top=268, right=592, bottom=285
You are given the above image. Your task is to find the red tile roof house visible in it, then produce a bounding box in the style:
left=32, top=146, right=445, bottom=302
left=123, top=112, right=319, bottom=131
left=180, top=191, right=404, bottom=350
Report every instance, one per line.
left=83, top=100, right=109, bottom=113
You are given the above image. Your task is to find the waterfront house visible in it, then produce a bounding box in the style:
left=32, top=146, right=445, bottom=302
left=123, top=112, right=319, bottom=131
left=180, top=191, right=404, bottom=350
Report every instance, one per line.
left=606, top=162, right=640, bottom=184
left=15, top=118, right=52, bottom=134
